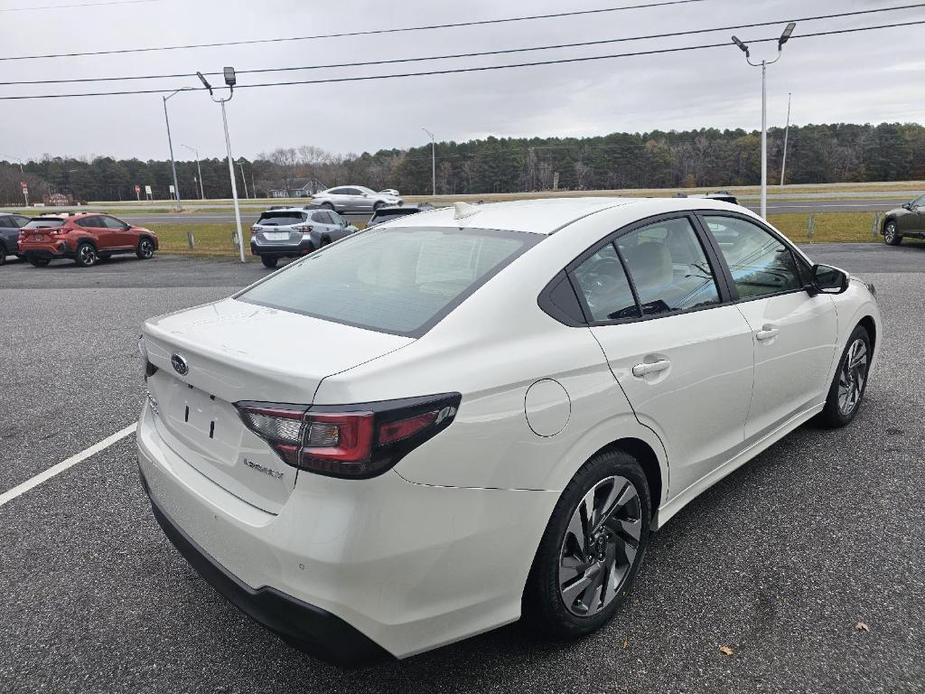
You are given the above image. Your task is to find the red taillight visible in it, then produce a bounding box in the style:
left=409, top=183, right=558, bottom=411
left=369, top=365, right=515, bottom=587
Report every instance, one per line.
left=235, top=393, right=461, bottom=479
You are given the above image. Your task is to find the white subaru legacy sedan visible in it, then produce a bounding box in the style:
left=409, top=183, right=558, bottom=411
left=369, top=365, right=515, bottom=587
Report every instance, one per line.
left=136, top=197, right=880, bottom=665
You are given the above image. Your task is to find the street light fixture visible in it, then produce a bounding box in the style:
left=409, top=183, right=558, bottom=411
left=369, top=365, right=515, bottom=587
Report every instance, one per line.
left=162, top=90, right=183, bottom=211
left=422, top=127, right=436, bottom=197
left=730, top=22, right=797, bottom=219
left=181, top=144, right=205, bottom=200
left=198, top=66, right=246, bottom=263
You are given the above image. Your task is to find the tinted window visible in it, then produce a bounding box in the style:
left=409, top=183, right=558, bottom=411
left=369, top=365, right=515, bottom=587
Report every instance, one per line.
left=100, top=216, right=129, bottom=229
left=616, top=217, right=720, bottom=316
left=312, top=211, right=333, bottom=224
left=238, top=227, right=539, bottom=336
left=13, top=215, right=30, bottom=227
left=704, top=215, right=802, bottom=299
left=25, top=218, right=65, bottom=228
left=326, top=188, right=346, bottom=195
left=330, top=211, right=347, bottom=226
left=75, top=216, right=101, bottom=228
left=913, top=194, right=925, bottom=207
left=571, top=244, right=638, bottom=321
left=0, top=217, right=11, bottom=228
left=257, top=212, right=305, bottom=226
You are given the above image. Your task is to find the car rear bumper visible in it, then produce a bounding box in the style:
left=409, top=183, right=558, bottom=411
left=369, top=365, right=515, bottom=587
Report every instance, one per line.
left=140, top=471, right=390, bottom=666
left=19, top=240, right=72, bottom=259
left=250, top=238, right=315, bottom=257
left=135, top=401, right=557, bottom=662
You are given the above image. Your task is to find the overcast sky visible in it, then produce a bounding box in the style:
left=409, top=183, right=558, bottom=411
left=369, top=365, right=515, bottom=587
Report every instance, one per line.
left=1, top=0, right=923, bottom=162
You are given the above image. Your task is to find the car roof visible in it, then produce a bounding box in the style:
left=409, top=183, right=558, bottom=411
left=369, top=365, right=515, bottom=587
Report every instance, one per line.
left=391, top=196, right=745, bottom=235
left=259, top=207, right=309, bottom=214
left=394, top=197, right=748, bottom=235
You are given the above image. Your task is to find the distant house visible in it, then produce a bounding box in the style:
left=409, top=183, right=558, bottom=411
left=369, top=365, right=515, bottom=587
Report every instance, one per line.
left=268, top=178, right=326, bottom=198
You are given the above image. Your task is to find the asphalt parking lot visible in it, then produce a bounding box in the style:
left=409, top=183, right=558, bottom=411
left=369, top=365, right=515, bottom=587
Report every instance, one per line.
left=1, top=243, right=923, bottom=693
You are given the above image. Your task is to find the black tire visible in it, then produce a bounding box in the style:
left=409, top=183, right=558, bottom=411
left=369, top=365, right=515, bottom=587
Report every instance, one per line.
left=136, top=237, right=155, bottom=260
left=74, top=242, right=98, bottom=267
left=321, top=202, right=335, bottom=211
left=818, top=324, right=872, bottom=428
left=261, top=255, right=278, bottom=268
left=28, top=256, right=50, bottom=267
left=883, top=220, right=902, bottom=246
left=523, top=449, right=651, bottom=639
left=0, top=245, right=6, bottom=266
left=373, top=201, right=384, bottom=211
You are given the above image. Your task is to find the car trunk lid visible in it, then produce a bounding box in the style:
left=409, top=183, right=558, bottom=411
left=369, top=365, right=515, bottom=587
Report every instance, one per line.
left=142, top=298, right=413, bottom=512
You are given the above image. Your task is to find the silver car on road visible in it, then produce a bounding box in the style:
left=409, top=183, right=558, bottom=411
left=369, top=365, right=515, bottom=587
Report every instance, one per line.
left=312, top=186, right=402, bottom=213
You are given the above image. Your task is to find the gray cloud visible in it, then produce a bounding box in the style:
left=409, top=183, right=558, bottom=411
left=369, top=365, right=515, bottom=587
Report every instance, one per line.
left=1, top=0, right=923, bottom=161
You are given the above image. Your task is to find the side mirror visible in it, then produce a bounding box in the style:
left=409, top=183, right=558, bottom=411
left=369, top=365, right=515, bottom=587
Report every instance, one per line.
left=810, top=264, right=849, bottom=295
left=903, top=202, right=914, bottom=210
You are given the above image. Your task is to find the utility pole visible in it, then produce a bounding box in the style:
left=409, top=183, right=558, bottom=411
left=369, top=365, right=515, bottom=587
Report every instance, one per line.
left=422, top=127, right=436, bottom=196
left=162, top=90, right=183, bottom=211
left=238, top=159, right=249, bottom=199
left=780, top=92, right=792, bottom=187
left=198, top=68, right=246, bottom=263
left=732, top=22, right=796, bottom=219
left=181, top=144, right=205, bottom=199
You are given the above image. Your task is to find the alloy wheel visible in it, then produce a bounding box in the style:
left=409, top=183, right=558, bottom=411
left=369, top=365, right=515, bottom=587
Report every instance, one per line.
left=140, top=240, right=154, bottom=258
left=884, top=223, right=896, bottom=243
left=558, top=475, right=642, bottom=617
left=78, top=245, right=97, bottom=266
left=838, top=338, right=868, bottom=416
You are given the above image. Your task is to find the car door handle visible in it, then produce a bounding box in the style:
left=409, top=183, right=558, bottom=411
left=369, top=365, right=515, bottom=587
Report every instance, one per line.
left=756, top=327, right=780, bottom=342
left=632, top=359, right=671, bottom=377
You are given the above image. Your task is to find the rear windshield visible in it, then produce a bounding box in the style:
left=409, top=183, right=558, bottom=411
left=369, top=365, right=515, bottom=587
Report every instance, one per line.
left=257, top=212, right=305, bottom=225
left=237, top=226, right=540, bottom=336
left=25, top=219, right=65, bottom=228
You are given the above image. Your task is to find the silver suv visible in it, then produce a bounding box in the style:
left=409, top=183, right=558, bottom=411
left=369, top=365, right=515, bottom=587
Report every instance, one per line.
left=311, top=186, right=402, bottom=213
left=250, top=207, right=357, bottom=268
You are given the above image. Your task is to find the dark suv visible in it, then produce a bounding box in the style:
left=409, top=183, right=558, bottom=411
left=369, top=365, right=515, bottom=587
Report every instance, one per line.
left=882, top=194, right=925, bottom=245
left=0, top=213, right=29, bottom=265
left=18, top=212, right=158, bottom=267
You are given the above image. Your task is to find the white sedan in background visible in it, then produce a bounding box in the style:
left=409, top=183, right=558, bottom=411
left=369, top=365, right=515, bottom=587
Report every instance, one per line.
left=311, top=185, right=402, bottom=213
left=136, top=197, right=880, bottom=665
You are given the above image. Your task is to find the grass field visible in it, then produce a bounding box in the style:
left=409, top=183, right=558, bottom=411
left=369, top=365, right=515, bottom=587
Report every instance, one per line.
left=144, top=210, right=892, bottom=259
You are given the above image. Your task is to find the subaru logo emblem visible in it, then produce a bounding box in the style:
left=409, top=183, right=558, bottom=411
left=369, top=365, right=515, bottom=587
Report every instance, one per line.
left=171, top=353, right=189, bottom=376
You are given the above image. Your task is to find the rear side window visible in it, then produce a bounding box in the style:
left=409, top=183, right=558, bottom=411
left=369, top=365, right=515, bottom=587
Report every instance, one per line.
left=616, top=218, right=720, bottom=315
left=703, top=215, right=802, bottom=299
left=238, top=227, right=540, bottom=336
left=572, top=245, right=638, bottom=321
left=76, top=216, right=101, bottom=228
left=24, top=219, right=65, bottom=229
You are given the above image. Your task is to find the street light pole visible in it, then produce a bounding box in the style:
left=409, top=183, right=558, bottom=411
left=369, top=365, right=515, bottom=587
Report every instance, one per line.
left=181, top=144, right=205, bottom=199
left=422, top=127, right=436, bottom=196
left=731, top=22, right=796, bottom=219
left=780, top=92, right=792, bottom=187
left=162, top=90, right=183, bottom=211
left=198, top=68, right=246, bottom=263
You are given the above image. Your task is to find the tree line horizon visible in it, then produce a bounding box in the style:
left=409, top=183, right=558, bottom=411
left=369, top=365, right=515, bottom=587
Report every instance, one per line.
left=2, top=121, right=923, bottom=205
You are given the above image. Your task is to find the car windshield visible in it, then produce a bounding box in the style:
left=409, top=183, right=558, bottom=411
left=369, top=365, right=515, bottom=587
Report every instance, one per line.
left=24, top=219, right=65, bottom=228
left=257, top=212, right=304, bottom=226
left=237, top=226, right=540, bottom=336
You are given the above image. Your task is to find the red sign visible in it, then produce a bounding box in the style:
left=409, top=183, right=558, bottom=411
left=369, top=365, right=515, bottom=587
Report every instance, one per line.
left=20, top=181, right=27, bottom=191
left=134, top=184, right=141, bottom=194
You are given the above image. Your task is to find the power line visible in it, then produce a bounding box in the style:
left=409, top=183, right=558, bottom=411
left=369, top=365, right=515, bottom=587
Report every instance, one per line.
left=4, top=3, right=923, bottom=86
left=1, top=0, right=157, bottom=11
left=0, top=0, right=706, bottom=62
left=1, top=20, right=923, bottom=101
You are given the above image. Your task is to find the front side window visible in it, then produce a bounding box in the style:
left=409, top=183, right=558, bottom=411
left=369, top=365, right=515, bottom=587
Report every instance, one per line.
left=616, top=217, right=721, bottom=316
left=704, top=215, right=802, bottom=299
left=101, top=216, right=129, bottom=229
left=238, top=227, right=539, bottom=336
left=571, top=245, right=638, bottom=321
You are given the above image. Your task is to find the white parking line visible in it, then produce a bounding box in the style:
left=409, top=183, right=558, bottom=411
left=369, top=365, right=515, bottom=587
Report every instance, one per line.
left=0, top=423, right=137, bottom=508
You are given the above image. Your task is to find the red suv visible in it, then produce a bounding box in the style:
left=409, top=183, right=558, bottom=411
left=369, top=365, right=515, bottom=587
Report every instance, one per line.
left=19, top=212, right=159, bottom=267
